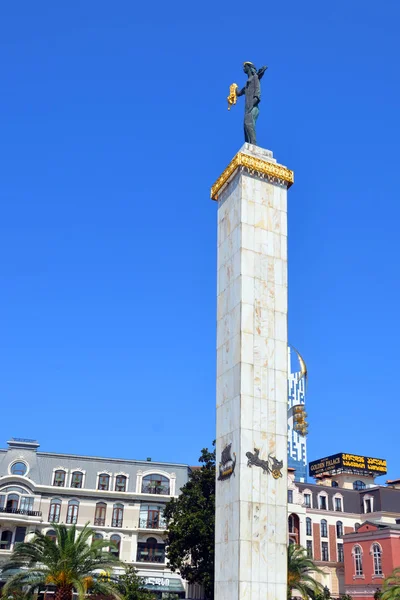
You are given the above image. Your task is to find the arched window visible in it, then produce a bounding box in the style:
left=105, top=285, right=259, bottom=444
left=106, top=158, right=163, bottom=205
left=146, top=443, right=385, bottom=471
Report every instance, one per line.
left=115, top=475, right=127, bottom=492
left=48, top=499, right=61, bottom=523
left=354, top=545, right=363, bottom=576
left=288, top=514, right=295, bottom=533
left=372, top=543, right=382, bottom=576
left=141, top=474, right=170, bottom=495
left=320, top=519, right=328, bottom=538
left=336, top=521, right=343, bottom=538
left=6, top=494, right=19, bottom=512
left=46, top=530, right=57, bottom=543
left=66, top=500, right=79, bottom=524
left=95, top=502, right=107, bottom=526
left=110, top=534, right=121, bottom=558
left=112, top=503, right=124, bottom=528
left=353, top=480, right=366, bottom=491
left=355, top=522, right=360, bottom=531
left=10, top=462, right=27, bottom=476
left=332, top=481, right=338, bottom=488
left=136, top=537, right=165, bottom=563
left=306, top=517, right=312, bottom=536
left=53, top=470, right=66, bottom=487
left=71, top=472, right=83, bottom=489
left=92, top=532, right=103, bottom=545
left=98, top=474, right=110, bottom=491
left=0, top=530, right=13, bottom=550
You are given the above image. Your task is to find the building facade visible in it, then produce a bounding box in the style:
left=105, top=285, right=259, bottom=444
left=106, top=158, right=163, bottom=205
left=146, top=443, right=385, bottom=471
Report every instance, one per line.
left=287, top=347, right=307, bottom=482
left=343, top=520, right=400, bottom=599
left=288, top=467, right=400, bottom=596
left=0, top=438, right=190, bottom=598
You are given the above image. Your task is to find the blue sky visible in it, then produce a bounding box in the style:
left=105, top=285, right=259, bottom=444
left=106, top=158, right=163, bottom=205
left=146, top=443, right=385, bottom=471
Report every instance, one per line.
left=0, top=1, right=399, bottom=482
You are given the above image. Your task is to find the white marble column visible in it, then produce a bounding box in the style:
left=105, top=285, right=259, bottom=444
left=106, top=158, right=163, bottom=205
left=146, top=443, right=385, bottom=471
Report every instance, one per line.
left=212, top=143, right=294, bottom=600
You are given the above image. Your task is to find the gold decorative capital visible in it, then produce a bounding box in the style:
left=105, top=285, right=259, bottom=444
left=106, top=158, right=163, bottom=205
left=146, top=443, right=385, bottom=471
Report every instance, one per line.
left=210, top=152, right=294, bottom=201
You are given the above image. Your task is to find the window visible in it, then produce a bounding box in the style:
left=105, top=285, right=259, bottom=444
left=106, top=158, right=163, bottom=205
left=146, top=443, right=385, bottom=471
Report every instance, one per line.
left=71, top=472, right=83, bottom=489
left=288, top=515, right=295, bottom=533
left=354, top=545, right=363, bottom=576
left=112, top=503, right=124, bottom=527
left=373, top=544, right=383, bottom=576
left=304, top=493, right=311, bottom=508
left=10, top=462, right=27, bottom=476
left=49, top=499, right=61, bottom=523
left=6, top=494, right=19, bottom=511
left=0, top=494, right=5, bottom=509
left=306, top=517, right=312, bottom=536
left=335, top=497, right=343, bottom=512
left=336, top=521, right=343, bottom=539
left=353, top=480, right=366, bottom=491
left=140, top=505, right=166, bottom=529
left=0, top=530, right=13, bottom=550
left=332, top=481, right=338, bottom=487
left=93, top=533, right=103, bottom=542
left=46, top=530, right=57, bottom=543
left=355, top=522, right=360, bottom=531
left=321, top=519, right=328, bottom=538
left=98, top=474, right=110, bottom=491
left=319, top=495, right=327, bottom=510
left=20, top=497, right=34, bottom=513
left=66, top=500, right=79, bottom=524
left=337, top=544, right=344, bottom=563
left=115, top=475, right=127, bottom=492
left=306, top=540, right=313, bottom=558
left=95, top=502, right=107, bottom=526
left=288, top=490, right=293, bottom=503
left=141, top=474, right=170, bottom=495
left=14, top=526, right=26, bottom=545
left=364, top=498, right=373, bottom=513
left=110, top=534, right=121, bottom=558
left=136, top=537, right=165, bottom=563
left=321, top=541, right=329, bottom=561
left=53, top=470, right=66, bottom=487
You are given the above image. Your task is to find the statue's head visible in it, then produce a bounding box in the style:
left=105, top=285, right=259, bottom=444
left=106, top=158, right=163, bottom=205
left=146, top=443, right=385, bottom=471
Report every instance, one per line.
left=243, top=61, right=257, bottom=76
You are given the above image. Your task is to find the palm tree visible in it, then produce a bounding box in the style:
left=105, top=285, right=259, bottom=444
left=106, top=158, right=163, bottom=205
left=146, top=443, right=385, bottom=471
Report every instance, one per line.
left=287, top=543, right=324, bottom=600
left=382, top=567, right=400, bottom=600
left=1, top=523, right=123, bottom=600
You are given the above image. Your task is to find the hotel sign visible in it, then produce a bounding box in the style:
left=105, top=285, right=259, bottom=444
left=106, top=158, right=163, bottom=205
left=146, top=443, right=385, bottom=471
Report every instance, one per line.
left=309, top=453, right=387, bottom=477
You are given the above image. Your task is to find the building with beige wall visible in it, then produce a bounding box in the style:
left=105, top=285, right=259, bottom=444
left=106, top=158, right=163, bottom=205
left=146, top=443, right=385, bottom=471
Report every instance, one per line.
left=288, top=463, right=400, bottom=597
left=0, top=437, right=190, bottom=598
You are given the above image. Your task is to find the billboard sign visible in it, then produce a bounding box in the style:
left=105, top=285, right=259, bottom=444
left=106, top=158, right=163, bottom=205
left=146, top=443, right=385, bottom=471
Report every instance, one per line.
left=309, top=453, right=387, bottom=477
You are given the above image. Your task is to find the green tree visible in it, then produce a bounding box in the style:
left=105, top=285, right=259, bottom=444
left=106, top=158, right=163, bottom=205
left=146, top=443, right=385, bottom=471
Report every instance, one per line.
left=287, top=543, right=324, bottom=600
left=374, top=589, right=382, bottom=600
left=1, top=523, right=122, bottom=600
left=164, top=446, right=215, bottom=600
left=382, top=567, right=400, bottom=600
left=110, top=566, right=154, bottom=600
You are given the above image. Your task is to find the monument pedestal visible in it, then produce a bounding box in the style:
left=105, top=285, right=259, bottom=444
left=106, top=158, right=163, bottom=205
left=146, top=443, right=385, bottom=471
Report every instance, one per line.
left=212, top=143, right=294, bottom=600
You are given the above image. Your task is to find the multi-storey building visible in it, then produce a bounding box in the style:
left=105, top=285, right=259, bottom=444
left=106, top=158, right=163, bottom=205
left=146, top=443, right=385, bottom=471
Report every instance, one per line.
left=287, top=347, right=307, bottom=482
left=288, top=454, right=400, bottom=597
left=0, top=437, right=190, bottom=598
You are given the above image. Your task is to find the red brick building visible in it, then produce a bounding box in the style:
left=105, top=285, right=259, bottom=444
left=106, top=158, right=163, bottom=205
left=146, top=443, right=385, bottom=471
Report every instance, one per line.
left=343, top=521, right=400, bottom=599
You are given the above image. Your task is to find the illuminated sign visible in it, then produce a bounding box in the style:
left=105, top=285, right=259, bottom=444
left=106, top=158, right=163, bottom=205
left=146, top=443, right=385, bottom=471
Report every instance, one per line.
left=309, top=453, right=387, bottom=477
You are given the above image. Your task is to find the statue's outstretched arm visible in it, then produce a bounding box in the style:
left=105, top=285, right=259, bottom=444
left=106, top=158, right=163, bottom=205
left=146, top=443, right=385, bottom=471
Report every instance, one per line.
left=236, top=87, right=245, bottom=97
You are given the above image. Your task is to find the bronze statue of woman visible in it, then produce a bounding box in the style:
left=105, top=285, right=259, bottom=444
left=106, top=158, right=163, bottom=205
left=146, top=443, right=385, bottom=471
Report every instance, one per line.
left=235, top=62, right=268, bottom=146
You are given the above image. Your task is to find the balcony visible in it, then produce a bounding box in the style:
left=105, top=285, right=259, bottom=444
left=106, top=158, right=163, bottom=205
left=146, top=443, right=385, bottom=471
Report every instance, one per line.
left=94, top=517, right=105, bottom=526
left=141, top=483, right=170, bottom=495
left=136, top=552, right=165, bottom=563
left=138, top=518, right=166, bottom=530
left=112, top=519, right=123, bottom=528
left=0, top=507, right=42, bottom=518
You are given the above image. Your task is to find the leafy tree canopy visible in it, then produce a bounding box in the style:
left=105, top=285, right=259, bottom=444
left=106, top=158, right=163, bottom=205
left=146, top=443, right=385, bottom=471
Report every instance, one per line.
left=164, top=447, right=215, bottom=600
